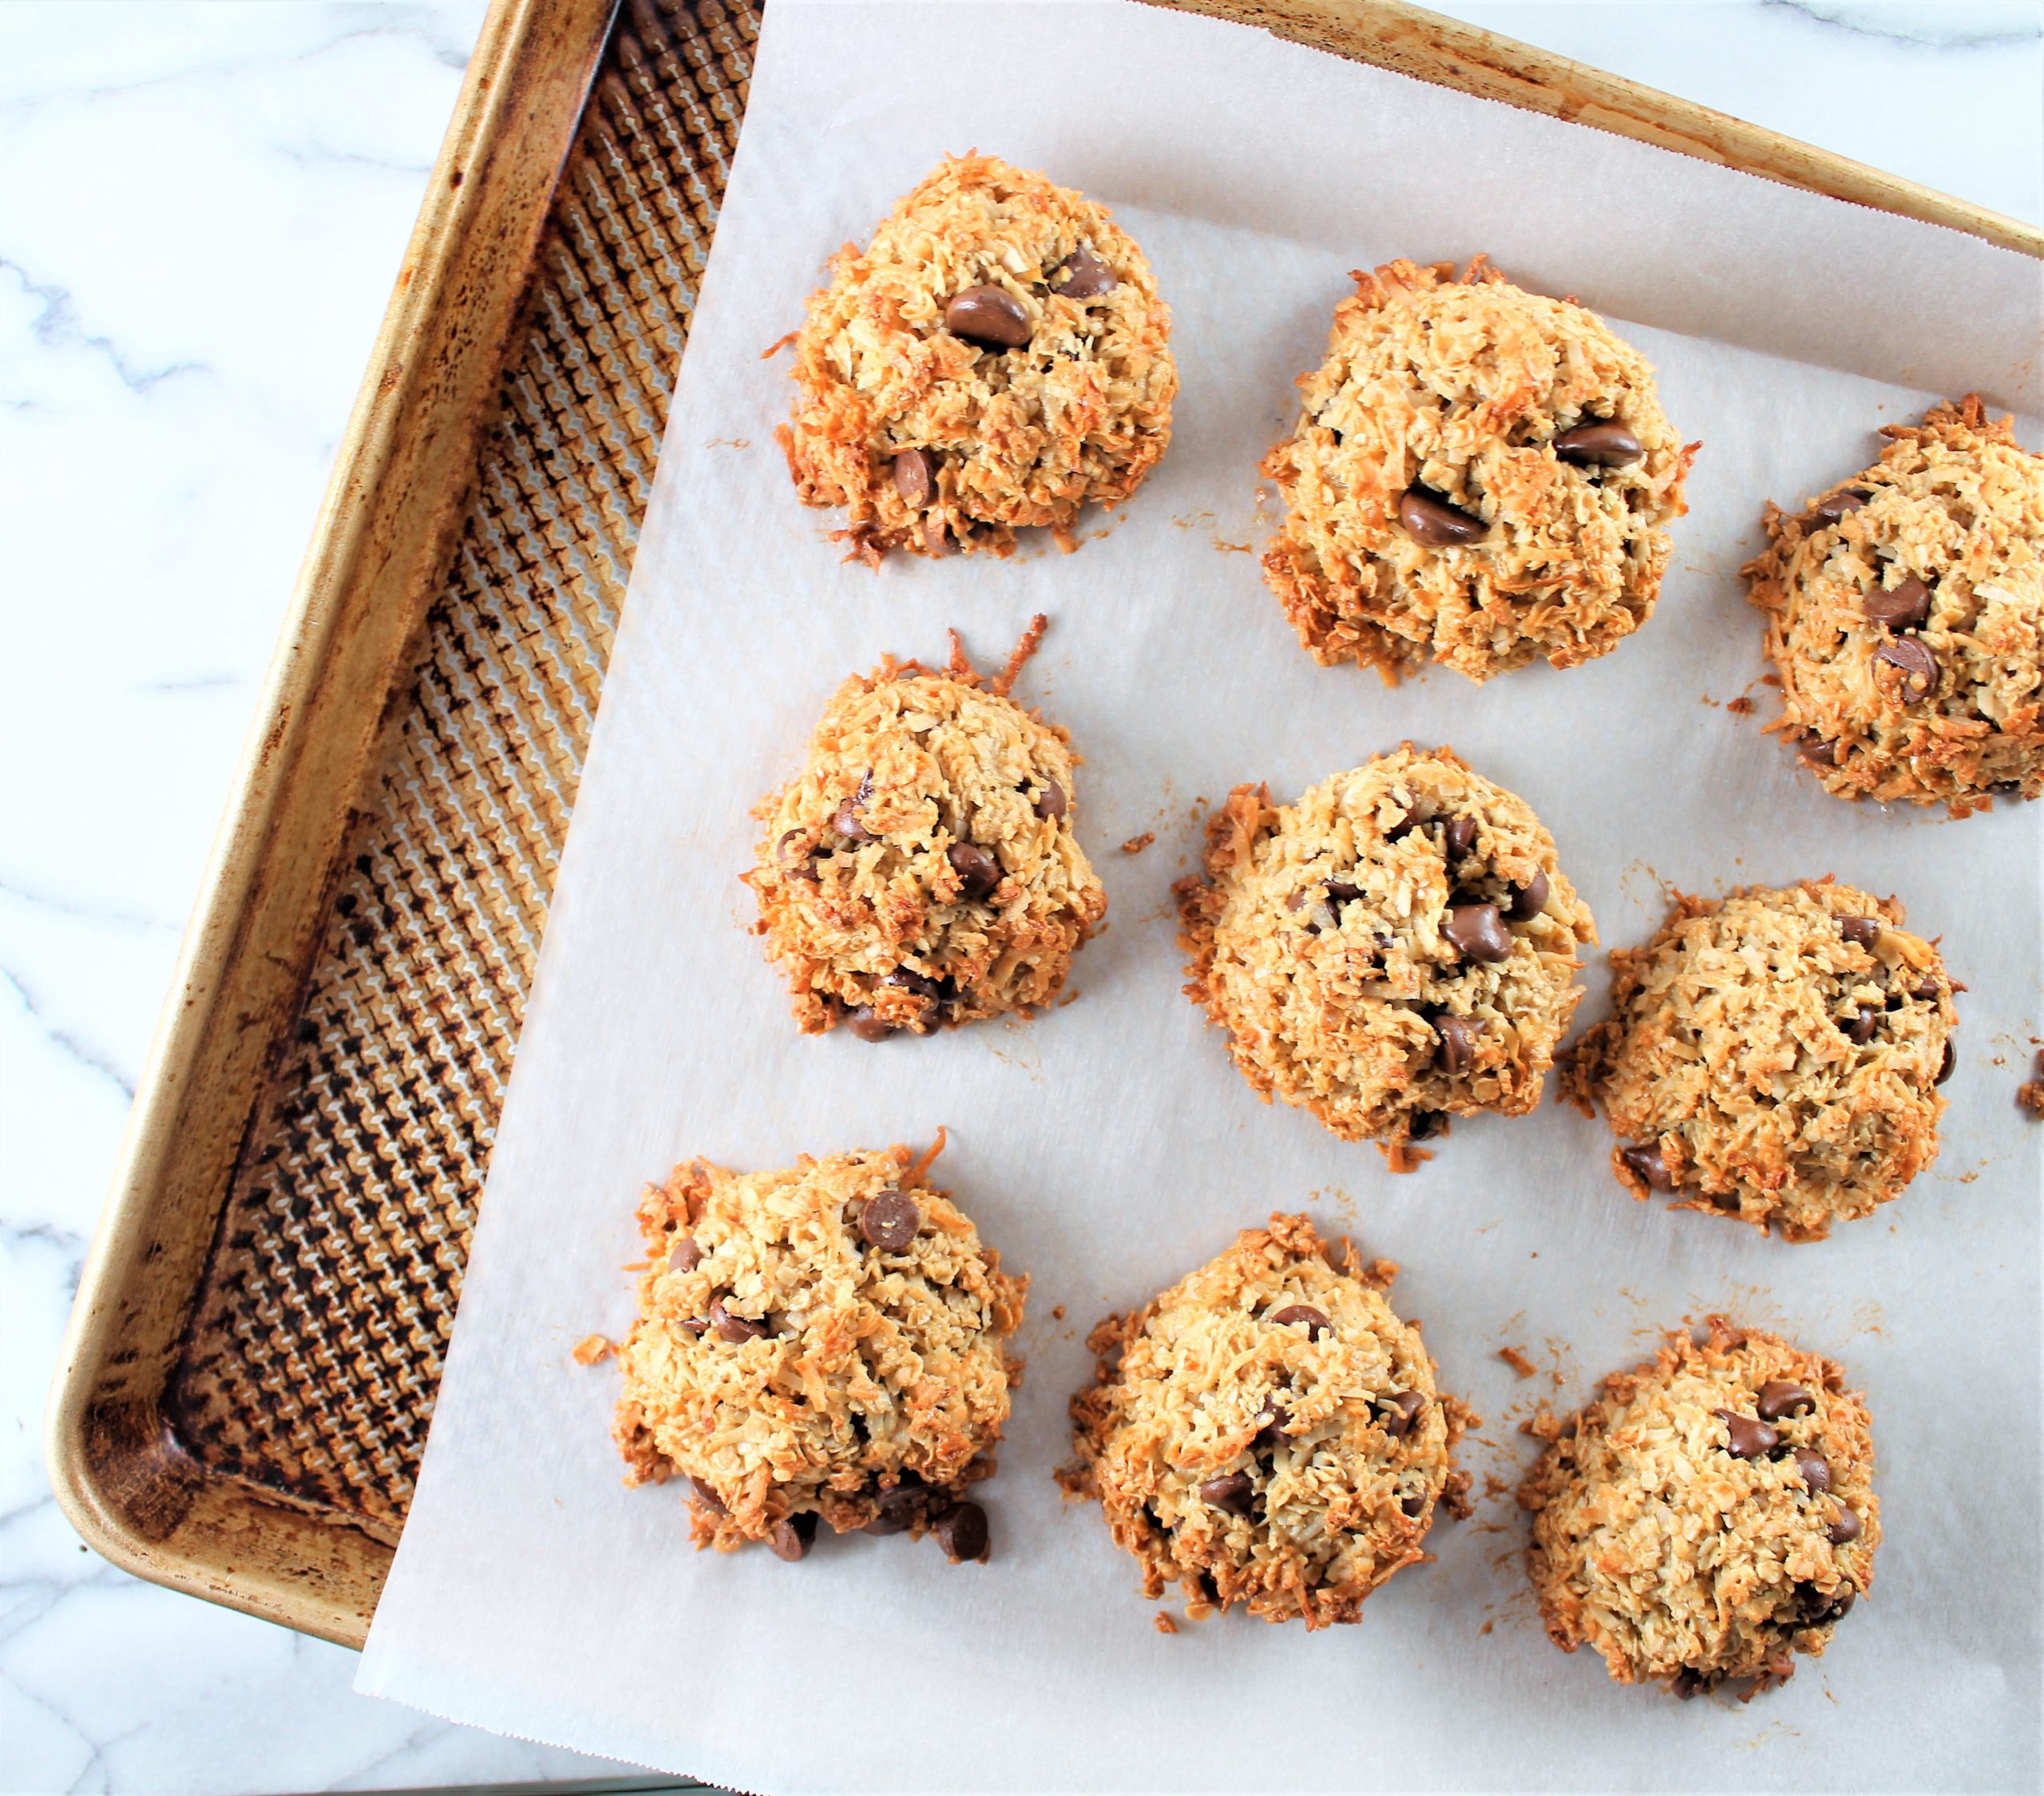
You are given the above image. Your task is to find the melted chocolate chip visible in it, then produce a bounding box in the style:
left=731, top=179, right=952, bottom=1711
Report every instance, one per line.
left=846, top=1006, right=897, bottom=1042
left=688, top=1475, right=726, bottom=1514
left=1756, top=1380, right=1816, bottom=1421
left=1033, top=778, right=1068, bottom=820
left=770, top=1512, right=818, bottom=1562
left=709, top=1296, right=767, bottom=1343
left=1052, top=244, right=1115, bottom=299
left=1863, top=575, right=1930, bottom=631
left=1553, top=421, right=1645, bottom=466
left=1380, top=1391, right=1426, bottom=1438
left=858, top=1189, right=921, bottom=1252
left=1715, top=1409, right=1779, bottom=1460
left=1844, top=1005, right=1879, bottom=1044
left=1812, top=489, right=1871, bottom=523
left=1508, top=869, right=1549, bottom=921
left=1407, top=1110, right=1443, bottom=1141
left=1672, top=1668, right=1705, bottom=1700
left=864, top=1475, right=926, bottom=1535
left=1433, top=1012, right=1480, bottom=1075
left=933, top=1501, right=989, bottom=1562
left=1798, top=1582, right=1854, bottom=1624
left=1874, top=635, right=1938, bottom=700
left=1270, top=1304, right=1331, bottom=1339
left=1400, top=1493, right=1426, bottom=1518
left=1398, top=485, right=1487, bottom=547
left=1937, top=1038, right=1956, bottom=1084
left=1620, top=1143, right=1675, bottom=1191
left=1911, top=974, right=1941, bottom=1001
left=892, top=447, right=936, bottom=508
left=1444, top=902, right=1512, bottom=963
left=944, top=284, right=1032, bottom=349
left=1444, top=816, right=1477, bottom=861
left=668, top=1234, right=703, bottom=1275
left=832, top=796, right=873, bottom=844
left=1252, top=1402, right=1291, bottom=1449
left=1839, top=916, right=1881, bottom=948
left=1325, top=880, right=1361, bottom=903
left=948, top=842, right=1001, bottom=901
left=1829, top=1507, right=1862, bottom=1545
left=1198, top=1471, right=1255, bottom=1514
left=1795, top=1447, right=1832, bottom=1494
left=882, top=967, right=944, bottom=1003
left=1798, top=735, right=1840, bottom=766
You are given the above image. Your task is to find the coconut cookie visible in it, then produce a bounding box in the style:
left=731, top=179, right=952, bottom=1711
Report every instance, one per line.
left=1260, top=257, right=1693, bottom=683
left=612, top=1142, right=1026, bottom=1561
left=1562, top=880, right=1955, bottom=1242
left=777, top=152, right=1176, bottom=564
left=1062, top=1214, right=1472, bottom=1628
left=1176, top=745, right=1594, bottom=1163
left=744, top=620, right=1106, bottom=1038
left=1744, top=397, right=2044, bottom=817
left=1521, top=1317, right=1878, bottom=1699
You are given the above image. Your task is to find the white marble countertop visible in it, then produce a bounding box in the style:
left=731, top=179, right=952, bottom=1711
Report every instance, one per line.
left=2, top=3, right=2037, bottom=1792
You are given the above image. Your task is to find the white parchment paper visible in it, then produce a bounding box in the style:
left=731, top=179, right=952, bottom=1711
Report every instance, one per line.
left=357, top=5, right=2044, bottom=1789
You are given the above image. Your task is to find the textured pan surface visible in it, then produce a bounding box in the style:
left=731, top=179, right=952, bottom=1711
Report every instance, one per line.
left=164, top=0, right=757, bottom=1537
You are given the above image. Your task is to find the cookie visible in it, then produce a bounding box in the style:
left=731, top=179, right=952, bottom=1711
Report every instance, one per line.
left=744, top=620, right=1106, bottom=1038
left=1260, top=257, right=1693, bottom=683
left=1562, top=879, right=1955, bottom=1242
left=1743, top=397, right=2044, bottom=816
left=1062, top=1214, right=1472, bottom=1628
left=777, top=152, right=1176, bottom=563
left=612, top=1141, right=1026, bottom=1559
left=1521, top=1318, right=1878, bottom=1699
left=1176, top=745, right=1594, bottom=1163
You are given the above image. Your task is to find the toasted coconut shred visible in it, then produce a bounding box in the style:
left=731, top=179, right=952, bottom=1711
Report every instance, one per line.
left=776, top=152, right=1177, bottom=563
left=612, top=1145, right=1026, bottom=1555
left=1743, top=396, right=2044, bottom=816
left=1563, top=879, right=1955, bottom=1241
left=1063, top=1213, right=1474, bottom=1629
left=1176, top=745, right=1594, bottom=1160
left=1521, top=1318, right=1879, bottom=1699
left=1260, top=256, right=1695, bottom=684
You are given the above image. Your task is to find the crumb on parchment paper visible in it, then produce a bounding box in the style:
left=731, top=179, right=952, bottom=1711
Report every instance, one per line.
left=1498, top=1344, right=1538, bottom=1379
left=573, top=1334, right=614, bottom=1365
left=1154, top=1611, right=1178, bottom=1635
left=2018, top=1051, right=2044, bottom=1118
left=1120, top=833, right=1155, bottom=855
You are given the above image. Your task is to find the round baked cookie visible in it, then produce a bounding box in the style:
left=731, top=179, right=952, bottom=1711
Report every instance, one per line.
left=612, top=1144, right=1026, bottom=1561
left=744, top=623, right=1106, bottom=1038
left=1521, top=1317, right=1878, bottom=1699
left=1062, top=1214, right=1472, bottom=1628
left=1176, top=745, right=1594, bottom=1163
left=777, top=152, right=1176, bottom=564
left=1743, top=397, right=2044, bottom=817
left=1260, top=256, right=1694, bottom=683
left=1561, top=879, right=1955, bottom=1242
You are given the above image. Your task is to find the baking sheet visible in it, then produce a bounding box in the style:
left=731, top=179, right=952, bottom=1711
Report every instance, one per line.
left=356, top=3, right=2044, bottom=1789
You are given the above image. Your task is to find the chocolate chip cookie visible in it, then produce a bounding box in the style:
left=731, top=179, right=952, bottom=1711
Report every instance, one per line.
left=612, top=1143, right=1025, bottom=1560
left=1260, top=257, right=1694, bottom=683
left=1521, top=1318, right=1878, bottom=1699
left=777, top=152, right=1176, bottom=563
left=744, top=621, right=1106, bottom=1038
left=1744, top=397, right=2044, bottom=816
left=1062, top=1214, right=1472, bottom=1628
left=1562, top=880, right=1955, bottom=1242
left=1176, top=746, right=1594, bottom=1162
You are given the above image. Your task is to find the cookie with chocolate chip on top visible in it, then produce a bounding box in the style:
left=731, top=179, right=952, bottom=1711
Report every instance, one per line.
left=612, top=1142, right=1024, bottom=1561
left=1562, top=878, right=1956, bottom=1242
left=1175, top=745, right=1594, bottom=1163
left=1744, top=396, right=2044, bottom=816
left=743, top=619, right=1106, bottom=1038
left=777, top=152, right=1176, bottom=562
left=1061, top=1214, right=1472, bottom=1628
left=1521, top=1317, right=1878, bottom=1699
left=1260, top=256, right=1695, bottom=683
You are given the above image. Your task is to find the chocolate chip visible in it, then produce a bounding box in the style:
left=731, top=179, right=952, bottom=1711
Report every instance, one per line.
left=1325, top=880, right=1361, bottom=903
left=668, top=1234, right=703, bottom=1275
left=1052, top=244, right=1115, bottom=299
left=1198, top=1471, right=1254, bottom=1514
left=680, top=1317, right=708, bottom=1337
left=1033, top=778, right=1068, bottom=820
left=882, top=967, right=943, bottom=1003
left=862, top=1505, right=911, bottom=1537
left=1812, top=489, right=1872, bottom=523
left=1672, top=1667, right=1705, bottom=1700
left=1270, top=1304, right=1331, bottom=1339
left=944, top=284, right=1031, bottom=349
left=1252, top=1402, right=1291, bottom=1448
left=1795, top=1448, right=1832, bottom=1493
left=1552, top=421, right=1645, bottom=466
left=1839, top=915, right=1881, bottom=948
left=1911, top=974, right=1941, bottom=1001
left=1407, top=1110, right=1442, bottom=1141
left=688, top=1475, right=726, bottom=1514
left=1444, top=816, right=1477, bottom=860
left=925, top=517, right=955, bottom=556
left=1937, top=1039, right=1956, bottom=1084
left=1620, top=1142, right=1675, bottom=1191
left=770, top=1513, right=818, bottom=1561
left=864, top=1475, right=925, bottom=1535
left=1829, top=1507, right=1862, bottom=1545
left=1444, top=902, right=1512, bottom=963
left=932, top=1501, right=988, bottom=1562
left=833, top=797, right=873, bottom=843
left=1715, top=1409, right=1779, bottom=1460
left=1380, top=1391, right=1426, bottom=1438
left=947, top=841, right=1001, bottom=900
left=1797, top=1582, right=1854, bottom=1624
left=1874, top=635, right=1938, bottom=700
left=1507, top=869, right=1549, bottom=920
left=1844, top=1006, right=1878, bottom=1044
left=858, top=1189, right=921, bottom=1252
left=1398, top=485, right=1488, bottom=547
left=1433, top=1013, right=1480, bottom=1075
left=709, top=1296, right=767, bottom=1343
left=776, top=829, right=809, bottom=864
left=1756, top=1380, right=1816, bottom=1421
left=892, top=447, right=936, bottom=507
left=1384, top=813, right=1417, bottom=842
left=846, top=1006, right=897, bottom=1042
left=1400, top=1493, right=1426, bottom=1518
left=1863, top=575, right=1930, bottom=631
left=1798, top=735, right=1839, bottom=766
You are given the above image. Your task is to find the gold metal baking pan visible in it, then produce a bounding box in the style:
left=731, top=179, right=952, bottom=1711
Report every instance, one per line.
left=47, top=0, right=2042, bottom=1652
